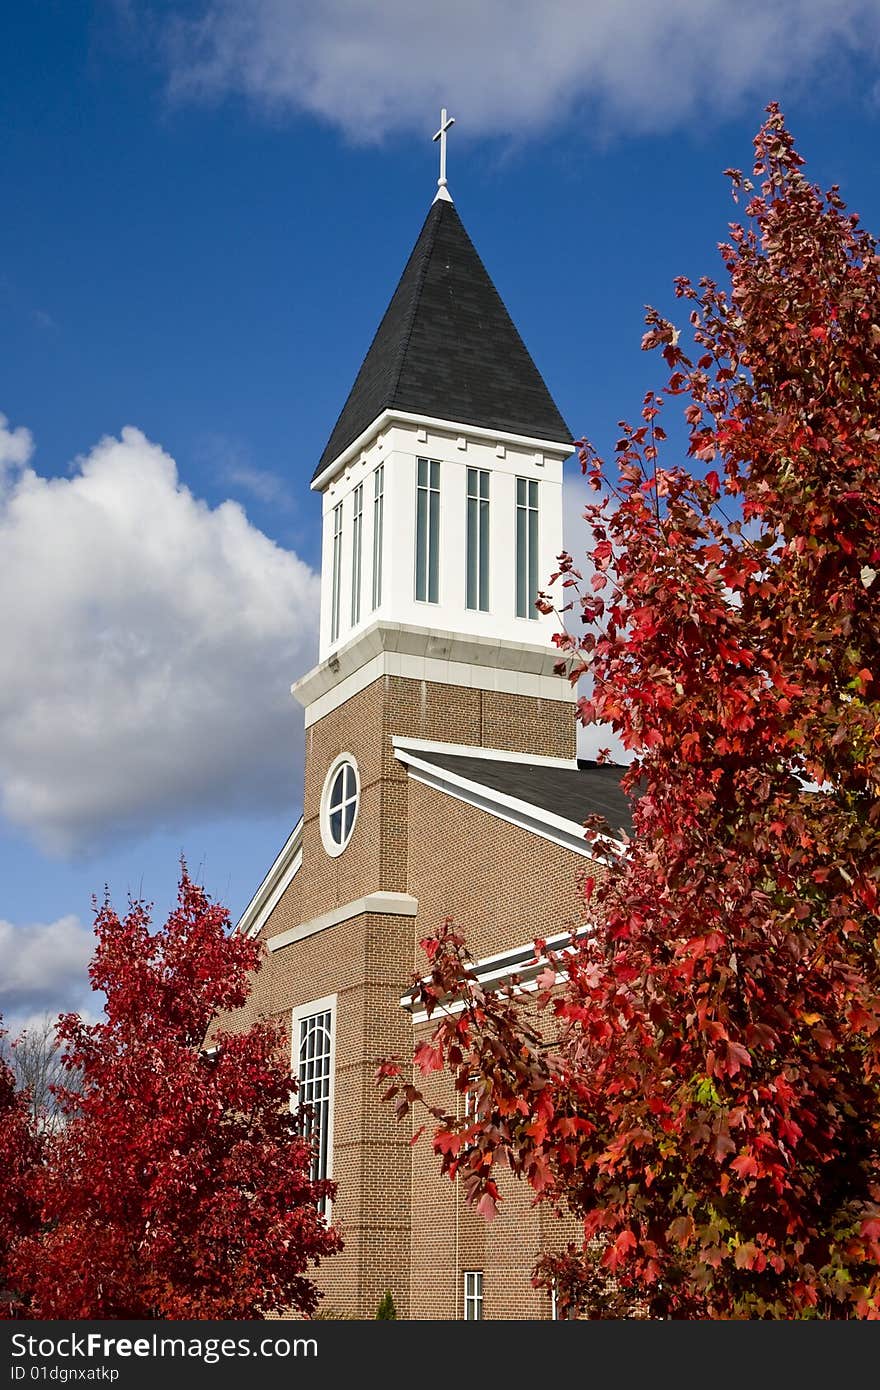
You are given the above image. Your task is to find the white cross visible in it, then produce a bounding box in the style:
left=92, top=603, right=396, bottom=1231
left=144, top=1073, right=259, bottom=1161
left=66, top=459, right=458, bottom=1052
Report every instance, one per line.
left=432, top=108, right=455, bottom=194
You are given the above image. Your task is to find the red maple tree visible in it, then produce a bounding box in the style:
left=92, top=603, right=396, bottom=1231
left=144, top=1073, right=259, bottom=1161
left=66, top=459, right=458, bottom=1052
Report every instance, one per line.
left=380, top=106, right=880, bottom=1318
left=0, top=1039, right=42, bottom=1317
left=4, top=870, right=340, bottom=1319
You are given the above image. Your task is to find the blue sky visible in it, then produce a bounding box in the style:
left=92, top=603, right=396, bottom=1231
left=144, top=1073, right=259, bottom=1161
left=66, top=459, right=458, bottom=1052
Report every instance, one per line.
left=2, top=1, right=880, bottom=1032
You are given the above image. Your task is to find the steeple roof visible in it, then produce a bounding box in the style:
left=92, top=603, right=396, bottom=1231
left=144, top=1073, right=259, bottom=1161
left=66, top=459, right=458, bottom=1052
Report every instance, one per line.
left=314, top=198, right=572, bottom=481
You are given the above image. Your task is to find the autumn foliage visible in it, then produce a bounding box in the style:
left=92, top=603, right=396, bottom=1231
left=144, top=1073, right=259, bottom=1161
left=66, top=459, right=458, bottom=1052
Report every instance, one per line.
left=0, top=1041, right=42, bottom=1315
left=1, top=871, right=340, bottom=1318
left=380, top=107, right=880, bottom=1317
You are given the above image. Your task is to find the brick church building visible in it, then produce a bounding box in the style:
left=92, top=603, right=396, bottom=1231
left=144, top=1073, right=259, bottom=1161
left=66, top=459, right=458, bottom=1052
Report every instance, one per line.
left=230, top=139, right=631, bottom=1319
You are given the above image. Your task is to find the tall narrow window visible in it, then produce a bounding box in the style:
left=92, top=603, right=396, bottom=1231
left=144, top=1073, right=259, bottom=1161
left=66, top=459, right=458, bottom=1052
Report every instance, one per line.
left=463, top=1271, right=484, bottom=1320
left=330, top=502, right=343, bottom=642
left=515, top=477, right=539, bottom=619
left=351, top=483, right=363, bottom=626
left=371, top=463, right=384, bottom=610
left=415, top=457, right=440, bottom=603
left=293, top=997, right=336, bottom=1217
left=466, top=468, right=490, bottom=612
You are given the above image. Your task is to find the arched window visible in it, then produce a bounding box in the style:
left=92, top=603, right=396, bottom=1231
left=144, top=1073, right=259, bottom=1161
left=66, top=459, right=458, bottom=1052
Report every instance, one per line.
left=293, top=996, right=336, bottom=1217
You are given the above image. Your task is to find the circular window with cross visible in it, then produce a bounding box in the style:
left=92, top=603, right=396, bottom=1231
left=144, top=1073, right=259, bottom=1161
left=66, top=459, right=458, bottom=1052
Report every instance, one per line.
left=320, top=754, right=360, bottom=857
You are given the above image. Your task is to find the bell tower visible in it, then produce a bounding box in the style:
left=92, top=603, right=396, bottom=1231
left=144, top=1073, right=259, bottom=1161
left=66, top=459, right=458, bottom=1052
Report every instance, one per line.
left=297, top=127, right=575, bottom=744
left=239, top=119, right=586, bottom=1320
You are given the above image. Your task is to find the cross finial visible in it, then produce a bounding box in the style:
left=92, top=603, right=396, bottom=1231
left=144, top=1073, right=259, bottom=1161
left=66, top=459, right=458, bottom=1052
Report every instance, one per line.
left=432, top=108, right=455, bottom=203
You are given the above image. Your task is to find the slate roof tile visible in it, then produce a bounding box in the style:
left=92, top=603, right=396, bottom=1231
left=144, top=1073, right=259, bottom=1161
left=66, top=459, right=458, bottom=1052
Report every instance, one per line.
left=316, top=199, right=572, bottom=479
left=411, top=749, right=634, bottom=837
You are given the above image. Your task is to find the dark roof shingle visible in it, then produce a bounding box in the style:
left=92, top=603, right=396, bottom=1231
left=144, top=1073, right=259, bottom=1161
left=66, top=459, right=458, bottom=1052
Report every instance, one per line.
left=410, top=750, right=634, bottom=837
left=315, top=199, right=572, bottom=479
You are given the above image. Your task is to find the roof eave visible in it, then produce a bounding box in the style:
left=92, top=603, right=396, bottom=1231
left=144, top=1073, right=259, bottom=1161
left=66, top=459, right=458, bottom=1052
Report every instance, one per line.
left=311, top=408, right=575, bottom=492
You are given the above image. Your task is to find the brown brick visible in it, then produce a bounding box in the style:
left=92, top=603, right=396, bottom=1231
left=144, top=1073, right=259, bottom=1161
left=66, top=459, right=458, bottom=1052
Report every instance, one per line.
left=218, top=672, right=596, bottom=1319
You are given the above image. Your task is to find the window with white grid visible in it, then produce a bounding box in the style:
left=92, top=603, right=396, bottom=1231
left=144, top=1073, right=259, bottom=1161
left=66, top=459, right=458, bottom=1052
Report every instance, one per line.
left=293, top=996, right=336, bottom=1217
left=463, top=1270, right=483, bottom=1320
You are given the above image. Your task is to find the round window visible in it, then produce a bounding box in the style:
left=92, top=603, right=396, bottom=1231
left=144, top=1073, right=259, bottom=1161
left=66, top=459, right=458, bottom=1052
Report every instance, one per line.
left=320, top=755, right=360, bottom=857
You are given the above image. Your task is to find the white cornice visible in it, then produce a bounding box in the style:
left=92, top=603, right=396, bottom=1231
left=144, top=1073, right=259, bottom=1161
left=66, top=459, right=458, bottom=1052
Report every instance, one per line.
left=235, top=819, right=303, bottom=939
left=401, top=926, right=592, bottom=1023
left=311, top=409, right=574, bottom=492
left=293, top=619, right=574, bottom=723
left=267, top=891, right=419, bottom=953
left=394, top=746, right=618, bottom=861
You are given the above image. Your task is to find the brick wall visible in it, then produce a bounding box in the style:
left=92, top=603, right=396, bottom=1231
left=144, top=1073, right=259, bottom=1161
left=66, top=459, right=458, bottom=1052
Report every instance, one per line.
left=289, top=674, right=576, bottom=931
left=216, top=670, right=600, bottom=1318
left=255, top=908, right=414, bottom=1319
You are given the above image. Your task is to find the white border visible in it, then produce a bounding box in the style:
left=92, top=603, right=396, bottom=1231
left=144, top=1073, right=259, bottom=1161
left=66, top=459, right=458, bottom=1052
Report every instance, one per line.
left=394, top=746, right=624, bottom=861
left=320, top=753, right=361, bottom=858
left=402, top=926, right=592, bottom=1024
left=391, top=734, right=577, bottom=770
left=292, top=993, right=338, bottom=1215
left=268, top=891, right=419, bottom=953
left=235, top=818, right=303, bottom=938
left=312, top=408, right=573, bottom=492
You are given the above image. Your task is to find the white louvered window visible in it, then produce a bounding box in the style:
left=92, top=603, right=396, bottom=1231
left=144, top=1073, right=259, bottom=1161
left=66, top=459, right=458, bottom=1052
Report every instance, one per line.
left=330, top=501, right=343, bottom=642
left=515, top=477, right=539, bottom=619
left=415, top=457, right=440, bottom=603
left=466, top=468, right=490, bottom=612
left=372, top=463, right=384, bottom=610
left=351, top=482, right=363, bottom=626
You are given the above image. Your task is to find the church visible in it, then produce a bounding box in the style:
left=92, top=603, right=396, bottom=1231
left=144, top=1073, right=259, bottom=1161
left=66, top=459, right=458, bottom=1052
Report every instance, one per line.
left=231, top=117, right=631, bottom=1319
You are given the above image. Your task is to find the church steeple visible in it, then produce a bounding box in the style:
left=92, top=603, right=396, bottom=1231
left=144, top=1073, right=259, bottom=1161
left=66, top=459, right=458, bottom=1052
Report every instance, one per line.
left=314, top=197, right=571, bottom=484
left=301, top=134, right=574, bottom=682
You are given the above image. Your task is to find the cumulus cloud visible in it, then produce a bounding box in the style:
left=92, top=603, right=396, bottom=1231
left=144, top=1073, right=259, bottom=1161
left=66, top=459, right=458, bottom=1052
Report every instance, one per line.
left=194, top=431, right=292, bottom=509
left=0, top=413, right=34, bottom=482
left=0, top=419, right=320, bottom=856
left=161, top=0, right=880, bottom=141
left=0, top=914, right=95, bottom=1038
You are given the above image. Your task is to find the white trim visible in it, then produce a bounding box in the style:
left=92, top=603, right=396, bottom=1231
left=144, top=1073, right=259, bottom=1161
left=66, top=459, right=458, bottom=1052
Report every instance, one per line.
left=403, top=926, right=592, bottom=1024
left=320, top=753, right=361, bottom=858
left=395, top=747, right=621, bottom=860
left=295, top=619, right=572, bottom=701
left=268, top=891, right=419, bottom=954
left=391, top=735, right=577, bottom=770
left=292, top=993, right=337, bottom=1217
left=302, top=650, right=572, bottom=727
left=235, top=819, right=304, bottom=939
left=312, top=409, right=573, bottom=493
left=293, top=619, right=575, bottom=727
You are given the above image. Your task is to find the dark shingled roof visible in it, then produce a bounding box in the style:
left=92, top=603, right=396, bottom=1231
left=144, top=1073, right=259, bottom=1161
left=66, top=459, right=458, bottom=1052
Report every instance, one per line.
left=410, top=750, right=634, bottom=837
left=315, top=198, right=572, bottom=480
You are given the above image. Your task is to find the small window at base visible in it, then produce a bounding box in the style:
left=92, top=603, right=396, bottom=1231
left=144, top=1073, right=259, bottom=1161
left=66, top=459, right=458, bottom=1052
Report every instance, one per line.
left=463, top=1270, right=483, bottom=1320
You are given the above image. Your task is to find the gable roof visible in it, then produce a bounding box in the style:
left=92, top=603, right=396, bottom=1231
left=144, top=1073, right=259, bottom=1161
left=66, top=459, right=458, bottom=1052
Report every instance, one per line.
left=315, top=198, right=573, bottom=480
left=408, top=749, right=634, bottom=837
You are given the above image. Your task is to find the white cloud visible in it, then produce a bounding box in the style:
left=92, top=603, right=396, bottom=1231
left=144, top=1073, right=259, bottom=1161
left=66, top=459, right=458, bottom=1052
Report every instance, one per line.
left=0, top=419, right=320, bottom=856
left=0, top=413, right=34, bottom=483
left=194, top=432, right=292, bottom=509
left=223, top=464, right=290, bottom=507
left=0, top=914, right=95, bottom=1037
left=162, top=0, right=880, bottom=141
